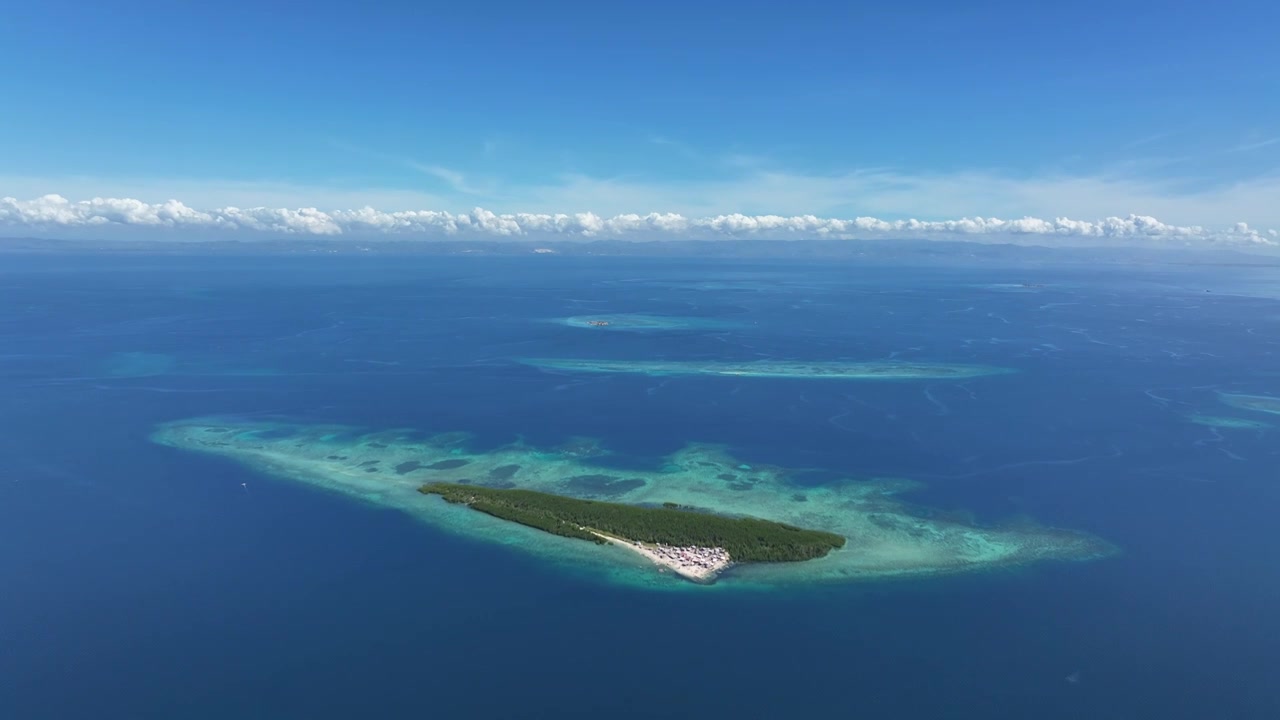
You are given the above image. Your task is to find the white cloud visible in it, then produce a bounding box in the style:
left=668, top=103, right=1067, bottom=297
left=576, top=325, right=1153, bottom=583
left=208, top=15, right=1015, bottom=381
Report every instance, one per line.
left=1, top=193, right=1275, bottom=246
left=6, top=163, right=1280, bottom=229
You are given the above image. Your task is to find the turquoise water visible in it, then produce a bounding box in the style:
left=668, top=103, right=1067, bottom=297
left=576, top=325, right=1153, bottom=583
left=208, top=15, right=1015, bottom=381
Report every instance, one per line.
left=2, top=254, right=1278, bottom=718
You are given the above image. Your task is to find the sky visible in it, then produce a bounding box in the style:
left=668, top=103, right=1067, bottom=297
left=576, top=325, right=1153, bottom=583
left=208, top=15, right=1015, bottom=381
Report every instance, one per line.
left=2, top=0, right=1279, bottom=244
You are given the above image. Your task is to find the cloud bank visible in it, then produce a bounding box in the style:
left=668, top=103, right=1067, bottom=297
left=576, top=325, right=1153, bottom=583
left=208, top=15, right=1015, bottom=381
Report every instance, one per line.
left=1, top=194, right=1276, bottom=246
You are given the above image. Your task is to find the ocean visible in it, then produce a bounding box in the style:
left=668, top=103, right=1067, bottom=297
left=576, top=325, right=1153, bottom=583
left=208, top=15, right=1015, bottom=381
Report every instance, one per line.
left=2, top=253, right=1277, bottom=719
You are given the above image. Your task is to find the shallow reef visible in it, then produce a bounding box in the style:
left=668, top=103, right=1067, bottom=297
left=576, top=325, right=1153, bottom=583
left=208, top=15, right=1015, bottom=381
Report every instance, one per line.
left=554, top=314, right=740, bottom=332
left=1219, top=392, right=1280, bottom=417
left=520, top=358, right=1013, bottom=381
left=1186, top=413, right=1271, bottom=430
left=153, top=417, right=1113, bottom=589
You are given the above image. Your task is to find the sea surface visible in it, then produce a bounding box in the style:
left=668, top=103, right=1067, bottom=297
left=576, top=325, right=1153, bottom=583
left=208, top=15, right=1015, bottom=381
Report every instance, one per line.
left=2, top=253, right=1278, bottom=719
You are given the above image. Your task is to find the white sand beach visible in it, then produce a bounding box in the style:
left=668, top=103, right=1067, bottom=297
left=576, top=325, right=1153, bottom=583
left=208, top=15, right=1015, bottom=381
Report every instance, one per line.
left=590, top=531, right=730, bottom=582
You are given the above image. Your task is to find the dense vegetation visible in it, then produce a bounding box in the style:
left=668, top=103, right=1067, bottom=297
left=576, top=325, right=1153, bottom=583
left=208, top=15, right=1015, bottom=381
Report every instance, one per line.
left=420, top=483, right=845, bottom=562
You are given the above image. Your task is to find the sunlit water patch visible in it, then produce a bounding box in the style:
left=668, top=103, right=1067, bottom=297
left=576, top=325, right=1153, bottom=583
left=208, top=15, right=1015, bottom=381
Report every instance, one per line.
left=102, top=351, right=280, bottom=379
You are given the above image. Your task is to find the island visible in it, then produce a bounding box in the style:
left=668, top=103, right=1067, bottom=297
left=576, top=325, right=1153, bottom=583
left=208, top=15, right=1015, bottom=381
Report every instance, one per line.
left=421, top=483, right=845, bottom=581
left=151, top=417, right=1113, bottom=588
left=520, top=358, right=1012, bottom=381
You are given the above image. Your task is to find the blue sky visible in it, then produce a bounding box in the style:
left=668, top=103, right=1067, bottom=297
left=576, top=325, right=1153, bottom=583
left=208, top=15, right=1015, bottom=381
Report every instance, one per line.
left=2, top=0, right=1278, bottom=242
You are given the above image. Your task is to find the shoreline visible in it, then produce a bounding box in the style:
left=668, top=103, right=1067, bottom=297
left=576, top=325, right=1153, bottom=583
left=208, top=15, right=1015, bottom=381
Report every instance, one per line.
left=153, top=419, right=1117, bottom=587
left=590, top=531, right=730, bottom=582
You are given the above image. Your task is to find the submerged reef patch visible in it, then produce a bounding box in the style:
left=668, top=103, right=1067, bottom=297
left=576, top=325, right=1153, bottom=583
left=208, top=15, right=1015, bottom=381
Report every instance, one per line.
left=153, top=417, right=1113, bottom=588
left=1219, top=393, right=1280, bottom=417
left=520, top=358, right=1012, bottom=381
left=1186, top=413, right=1271, bottom=430
left=488, top=464, right=521, bottom=480
left=554, top=314, right=741, bottom=332
left=564, top=474, right=647, bottom=497
left=104, top=351, right=177, bottom=378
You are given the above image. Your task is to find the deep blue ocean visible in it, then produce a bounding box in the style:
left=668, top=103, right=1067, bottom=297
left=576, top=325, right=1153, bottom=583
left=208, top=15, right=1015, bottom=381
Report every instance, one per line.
left=2, top=253, right=1277, bottom=719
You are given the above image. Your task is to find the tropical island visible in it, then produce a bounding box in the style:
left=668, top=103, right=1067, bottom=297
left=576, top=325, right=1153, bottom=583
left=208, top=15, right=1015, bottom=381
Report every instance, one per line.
left=421, top=482, right=845, bottom=580
left=521, top=357, right=1012, bottom=381
left=151, top=417, right=1114, bottom=588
